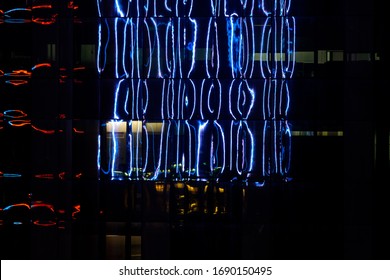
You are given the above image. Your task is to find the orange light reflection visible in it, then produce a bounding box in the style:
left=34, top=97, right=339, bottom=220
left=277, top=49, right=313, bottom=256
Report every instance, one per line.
left=5, top=203, right=31, bottom=210
left=68, top=1, right=79, bottom=10
left=32, top=63, right=52, bottom=70
left=32, top=17, right=57, bottom=25
left=32, top=5, right=53, bottom=9
left=7, top=120, right=59, bottom=135
left=72, top=205, right=80, bottom=219
left=8, top=120, right=31, bottom=127
left=5, top=80, right=29, bottom=86
left=6, top=70, right=31, bottom=77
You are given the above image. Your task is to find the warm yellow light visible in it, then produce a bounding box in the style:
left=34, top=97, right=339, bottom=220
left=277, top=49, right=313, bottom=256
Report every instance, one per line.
left=155, top=184, right=165, bottom=192
left=106, top=121, right=127, bottom=133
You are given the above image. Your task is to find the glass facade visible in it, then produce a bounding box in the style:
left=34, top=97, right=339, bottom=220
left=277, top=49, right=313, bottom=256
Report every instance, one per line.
left=0, top=0, right=388, bottom=259
left=97, top=1, right=294, bottom=183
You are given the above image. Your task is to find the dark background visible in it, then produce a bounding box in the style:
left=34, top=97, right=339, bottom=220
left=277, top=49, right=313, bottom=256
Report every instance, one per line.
left=0, top=0, right=389, bottom=259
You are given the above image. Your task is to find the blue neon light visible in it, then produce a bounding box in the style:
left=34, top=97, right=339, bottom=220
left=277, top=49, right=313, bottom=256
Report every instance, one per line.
left=96, top=0, right=295, bottom=184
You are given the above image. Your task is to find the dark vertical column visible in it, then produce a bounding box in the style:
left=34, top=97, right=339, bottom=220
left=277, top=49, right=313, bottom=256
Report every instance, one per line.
left=373, top=0, right=390, bottom=260
left=57, top=1, right=74, bottom=259
left=343, top=0, right=374, bottom=259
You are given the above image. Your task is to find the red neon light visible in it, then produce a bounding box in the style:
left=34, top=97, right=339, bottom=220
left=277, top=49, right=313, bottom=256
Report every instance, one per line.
left=33, top=220, right=56, bottom=226
left=31, top=125, right=55, bottom=134
left=32, top=203, right=55, bottom=212
left=73, top=128, right=85, bottom=134
left=34, top=173, right=55, bottom=179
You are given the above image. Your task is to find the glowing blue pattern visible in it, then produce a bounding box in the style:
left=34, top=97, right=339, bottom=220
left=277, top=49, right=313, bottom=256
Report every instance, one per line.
left=96, top=0, right=295, bottom=184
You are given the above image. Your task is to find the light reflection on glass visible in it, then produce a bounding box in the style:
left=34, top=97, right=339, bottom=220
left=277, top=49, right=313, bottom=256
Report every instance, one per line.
left=0, top=1, right=78, bottom=25
left=97, top=0, right=295, bottom=185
